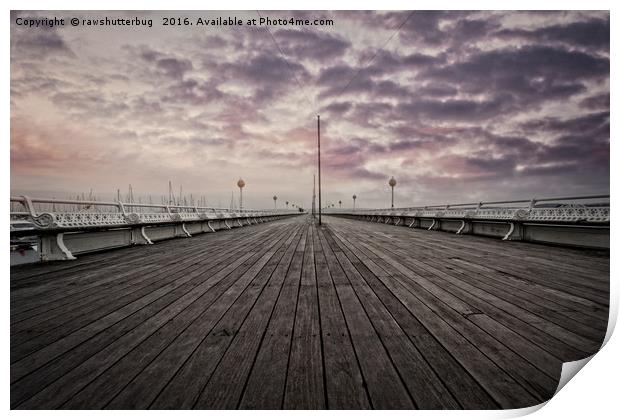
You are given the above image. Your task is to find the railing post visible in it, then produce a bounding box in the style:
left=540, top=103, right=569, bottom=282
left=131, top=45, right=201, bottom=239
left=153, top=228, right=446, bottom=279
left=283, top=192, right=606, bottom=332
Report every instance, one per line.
left=118, top=201, right=127, bottom=216
left=21, top=195, right=38, bottom=218
left=39, top=233, right=76, bottom=261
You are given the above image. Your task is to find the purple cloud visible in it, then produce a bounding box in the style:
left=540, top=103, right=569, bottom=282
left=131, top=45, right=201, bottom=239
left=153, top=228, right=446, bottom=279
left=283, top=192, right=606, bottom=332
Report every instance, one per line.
left=10, top=10, right=610, bottom=208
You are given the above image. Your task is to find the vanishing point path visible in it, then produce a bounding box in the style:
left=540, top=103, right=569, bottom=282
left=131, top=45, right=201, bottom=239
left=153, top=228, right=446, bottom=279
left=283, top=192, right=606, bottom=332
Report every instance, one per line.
left=10, top=215, right=609, bottom=409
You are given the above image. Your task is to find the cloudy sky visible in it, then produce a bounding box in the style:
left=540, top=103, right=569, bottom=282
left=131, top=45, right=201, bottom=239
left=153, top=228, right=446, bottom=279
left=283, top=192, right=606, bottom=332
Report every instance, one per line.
left=10, top=10, right=609, bottom=209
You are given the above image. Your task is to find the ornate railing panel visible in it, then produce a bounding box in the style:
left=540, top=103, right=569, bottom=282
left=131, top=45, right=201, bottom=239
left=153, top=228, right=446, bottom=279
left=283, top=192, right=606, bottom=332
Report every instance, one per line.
left=324, top=194, right=609, bottom=249
left=10, top=196, right=297, bottom=230
left=10, top=196, right=302, bottom=263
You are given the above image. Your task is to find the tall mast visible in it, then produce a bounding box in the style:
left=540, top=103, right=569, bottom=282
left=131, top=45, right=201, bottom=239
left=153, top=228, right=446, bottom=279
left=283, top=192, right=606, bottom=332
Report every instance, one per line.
left=317, top=115, right=322, bottom=225
left=312, top=173, right=316, bottom=218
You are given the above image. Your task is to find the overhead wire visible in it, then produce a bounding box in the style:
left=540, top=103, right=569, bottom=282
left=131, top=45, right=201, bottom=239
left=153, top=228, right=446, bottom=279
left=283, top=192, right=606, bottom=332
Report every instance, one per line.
left=251, top=11, right=415, bottom=214
left=256, top=10, right=316, bottom=112
left=322, top=10, right=415, bottom=113
left=254, top=11, right=414, bottom=117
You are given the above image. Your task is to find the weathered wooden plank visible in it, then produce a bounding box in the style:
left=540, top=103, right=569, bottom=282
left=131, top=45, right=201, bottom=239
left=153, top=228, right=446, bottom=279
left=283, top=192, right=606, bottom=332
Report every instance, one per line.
left=237, top=226, right=308, bottom=409
left=446, top=257, right=608, bottom=322
left=337, top=222, right=602, bottom=358
left=368, top=226, right=604, bottom=324
left=319, top=227, right=458, bottom=409
left=349, top=217, right=608, bottom=290
left=11, top=226, right=273, bottom=319
left=153, top=225, right=302, bottom=409
left=328, top=225, right=540, bottom=408
left=331, top=281, right=414, bottom=409
left=17, top=225, right=294, bottom=409
left=283, top=225, right=326, bottom=409
left=11, top=215, right=608, bottom=410
left=10, top=224, right=268, bottom=301
left=10, top=225, right=287, bottom=373
left=374, top=222, right=609, bottom=299
left=64, top=225, right=299, bottom=409
left=325, top=228, right=498, bottom=409
left=11, top=226, right=276, bottom=329
left=11, top=245, right=260, bottom=407
left=10, top=225, right=282, bottom=382
left=312, top=227, right=370, bottom=409
left=10, top=238, right=266, bottom=357
left=321, top=227, right=415, bottom=409
left=138, top=224, right=302, bottom=410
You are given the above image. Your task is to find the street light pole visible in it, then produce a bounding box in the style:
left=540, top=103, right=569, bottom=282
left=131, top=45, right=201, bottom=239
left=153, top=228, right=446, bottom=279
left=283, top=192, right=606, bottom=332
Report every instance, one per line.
left=353, top=194, right=357, bottom=210
left=273, top=195, right=277, bottom=209
left=389, top=177, right=397, bottom=208
left=317, top=115, right=322, bottom=225
left=237, top=178, right=245, bottom=210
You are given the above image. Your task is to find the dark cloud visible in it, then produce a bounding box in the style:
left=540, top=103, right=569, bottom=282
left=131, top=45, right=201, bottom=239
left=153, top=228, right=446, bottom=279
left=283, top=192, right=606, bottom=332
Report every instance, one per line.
left=214, top=52, right=310, bottom=105
left=451, top=18, right=500, bottom=41
left=162, top=78, right=224, bottom=105
left=520, top=111, right=609, bottom=135
left=496, top=18, right=610, bottom=50
left=323, top=101, right=352, bottom=117
left=156, top=57, right=193, bottom=79
left=322, top=140, right=387, bottom=181
left=579, top=93, right=610, bottom=110
left=398, top=11, right=478, bottom=46
left=11, top=27, right=74, bottom=58
left=236, top=53, right=308, bottom=84
left=316, top=64, right=357, bottom=87
left=416, top=45, right=607, bottom=118
left=129, top=97, right=163, bottom=114
left=316, top=49, right=442, bottom=99
left=484, top=134, right=540, bottom=157
left=348, top=102, right=394, bottom=127
left=10, top=10, right=610, bottom=204
left=530, top=131, right=609, bottom=178
left=202, top=35, right=229, bottom=49
left=399, top=11, right=452, bottom=46
left=135, top=46, right=193, bottom=79
left=466, top=155, right=517, bottom=175
left=396, top=96, right=510, bottom=122
left=426, top=46, right=607, bottom=95
left=273, top=28, right=350, bottom=61
left=364, top=50, right=444, bottom=71
left=317, top=68, right=412, bottom=100
left=417, top=83, right=458, bottom=97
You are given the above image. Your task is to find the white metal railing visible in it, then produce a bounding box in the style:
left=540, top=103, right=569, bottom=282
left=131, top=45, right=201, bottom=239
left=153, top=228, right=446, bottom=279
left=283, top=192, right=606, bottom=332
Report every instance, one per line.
left=324, top=194, right=610, bottom=223
left=10, top=195, right=302, bottom=262
left=10, top=195, right=299, bottom=230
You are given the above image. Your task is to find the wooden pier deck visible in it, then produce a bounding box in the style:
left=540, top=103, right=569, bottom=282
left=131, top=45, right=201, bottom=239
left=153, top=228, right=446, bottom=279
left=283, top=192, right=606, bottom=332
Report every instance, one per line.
left=10, top=215, right=609, bottom=409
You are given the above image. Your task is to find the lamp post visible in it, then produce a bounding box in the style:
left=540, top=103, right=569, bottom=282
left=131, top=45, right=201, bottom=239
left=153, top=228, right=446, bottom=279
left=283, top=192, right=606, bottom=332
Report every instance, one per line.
left=273, top=195, right=278, bottom=209
left=237, top=178, right=245, bottom=210
left=339, top=200, right=342, bottom=208
left=286, top=200, right=289, bottom=208
left=317, top=115, right=322, bottom=225
left=353, top=194, right=357, bottom=210
left=389, top=177, right=397, bottom=208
